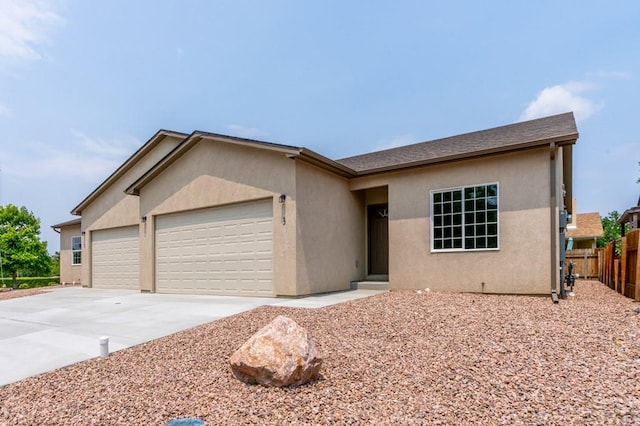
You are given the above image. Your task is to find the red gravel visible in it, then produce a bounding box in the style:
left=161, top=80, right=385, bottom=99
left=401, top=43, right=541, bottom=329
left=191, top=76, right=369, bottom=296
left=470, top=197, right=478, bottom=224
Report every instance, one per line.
left=0, top=280, right=639, bottom=425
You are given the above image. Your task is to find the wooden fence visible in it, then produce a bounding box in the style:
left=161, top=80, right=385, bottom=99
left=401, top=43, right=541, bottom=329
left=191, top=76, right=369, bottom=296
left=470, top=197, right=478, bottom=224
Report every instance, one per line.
left=598, top=228, right=640, bottom=301
left=565, top=248, right=600, bottom=279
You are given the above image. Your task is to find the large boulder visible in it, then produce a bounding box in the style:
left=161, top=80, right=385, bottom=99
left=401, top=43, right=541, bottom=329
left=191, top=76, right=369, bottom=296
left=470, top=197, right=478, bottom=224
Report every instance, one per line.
left=229, top=315, right=322, bottom=387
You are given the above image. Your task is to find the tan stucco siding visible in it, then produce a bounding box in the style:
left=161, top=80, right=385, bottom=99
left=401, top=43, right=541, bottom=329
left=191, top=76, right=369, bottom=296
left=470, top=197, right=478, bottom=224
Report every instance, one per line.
left=294, top=161, right=365, bottom=295
left=352, top=148, right=553, bottom=294
left=80, top=136, right=183, bottom=287
left=58, top=224, right=82, bottom=284
left=138, top=140, right=297, bottom=295
left=365, top=186, right=388, bottom=205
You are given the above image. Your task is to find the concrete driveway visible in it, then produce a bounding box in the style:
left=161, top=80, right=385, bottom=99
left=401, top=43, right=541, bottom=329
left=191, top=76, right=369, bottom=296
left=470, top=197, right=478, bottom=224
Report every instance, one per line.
left=0, top=286, right=384, bottom=386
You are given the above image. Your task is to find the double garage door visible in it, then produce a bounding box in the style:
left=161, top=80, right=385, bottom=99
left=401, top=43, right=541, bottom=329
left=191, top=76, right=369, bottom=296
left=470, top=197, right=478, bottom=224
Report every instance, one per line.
left=90, top=200, right=273, bottom=295
left=155, top=200, right=274, bottom=296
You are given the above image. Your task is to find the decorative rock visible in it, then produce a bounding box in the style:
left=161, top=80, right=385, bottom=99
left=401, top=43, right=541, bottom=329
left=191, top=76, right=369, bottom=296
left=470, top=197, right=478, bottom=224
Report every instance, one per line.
left=229, top=315, right=322, bottom=387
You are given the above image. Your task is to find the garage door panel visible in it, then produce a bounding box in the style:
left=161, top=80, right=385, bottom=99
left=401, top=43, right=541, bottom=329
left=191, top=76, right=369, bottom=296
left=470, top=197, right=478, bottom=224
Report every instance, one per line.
left=92, top=226, right=139, bottom=290
left=155, top=200, right=273, bottom=296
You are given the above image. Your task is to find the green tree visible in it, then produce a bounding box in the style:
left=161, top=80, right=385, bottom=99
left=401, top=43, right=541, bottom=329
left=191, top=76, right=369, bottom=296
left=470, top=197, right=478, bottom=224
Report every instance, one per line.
left=597, top=210, right=629, bottom=255
left=50, top=251, right=60, bottom=277
left=0, top=204, right=50, bottom=289
left=19, top=253, right=53, bottom=277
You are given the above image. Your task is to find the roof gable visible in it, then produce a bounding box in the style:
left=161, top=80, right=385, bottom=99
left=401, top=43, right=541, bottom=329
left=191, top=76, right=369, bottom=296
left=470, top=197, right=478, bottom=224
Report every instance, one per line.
left=337, top=112, right=578, bottom=174
left=70, top=130, right=188, bottom=215
left=124, top=132, right=307, bottom=196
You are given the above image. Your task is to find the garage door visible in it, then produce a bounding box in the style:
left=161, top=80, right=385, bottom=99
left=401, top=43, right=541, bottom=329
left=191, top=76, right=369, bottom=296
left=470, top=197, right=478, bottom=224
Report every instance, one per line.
left=155, top=199, right=273, bottom=296
left=92, top=226, right=139, bottom=289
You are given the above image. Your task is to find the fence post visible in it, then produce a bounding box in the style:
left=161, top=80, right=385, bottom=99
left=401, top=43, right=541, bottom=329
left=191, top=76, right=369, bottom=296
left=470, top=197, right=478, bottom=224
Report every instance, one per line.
left=609, top=242, right=615, bottom=288
left=598, top=249, right=603, bottom=282
left=603, top=244, right=608, bottom=285
left=621, top=236, right=627, bottom=297
left=636, top=239, right=640, bottom=302
left=607, top=242, right=614, bottom=287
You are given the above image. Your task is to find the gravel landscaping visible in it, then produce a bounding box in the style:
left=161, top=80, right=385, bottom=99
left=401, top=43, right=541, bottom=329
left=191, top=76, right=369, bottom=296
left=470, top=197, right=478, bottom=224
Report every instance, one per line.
left=0, top=285, right=79, bottom=301
left=1, top=280, right=639, bottom=425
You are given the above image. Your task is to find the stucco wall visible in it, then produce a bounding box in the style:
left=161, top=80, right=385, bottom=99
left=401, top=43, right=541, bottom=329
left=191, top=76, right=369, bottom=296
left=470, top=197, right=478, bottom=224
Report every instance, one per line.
left=79, top=135, right=183, bottom=287
left=294, top=161, right=365, bottom=294
left=58, top=224, right=82, bottom=284
left=138, top=140, right=298, bottom=295
left=351, top=148, right=554, bottom=294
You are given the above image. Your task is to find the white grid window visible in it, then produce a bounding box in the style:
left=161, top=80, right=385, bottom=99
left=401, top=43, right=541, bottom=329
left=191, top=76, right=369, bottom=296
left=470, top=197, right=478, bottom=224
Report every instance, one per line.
left=431, top=183, right=499, bottom=251
left=71, top=236, right=82, bottom=265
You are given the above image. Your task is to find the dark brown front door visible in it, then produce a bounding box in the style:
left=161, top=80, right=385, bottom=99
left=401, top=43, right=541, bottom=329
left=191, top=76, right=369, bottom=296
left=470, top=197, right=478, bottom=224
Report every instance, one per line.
left=368, top=203, right=389, bottom=275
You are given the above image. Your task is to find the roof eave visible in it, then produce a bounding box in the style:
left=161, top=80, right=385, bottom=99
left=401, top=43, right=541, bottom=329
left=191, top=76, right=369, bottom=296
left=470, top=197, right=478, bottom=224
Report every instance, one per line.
left=51, top=218, right=82, bottom=230
left=297, top=149, right=356, bottom=178
left=352, top=134, right=578, bottom=176
left=125, top=132, right=204, bottom=196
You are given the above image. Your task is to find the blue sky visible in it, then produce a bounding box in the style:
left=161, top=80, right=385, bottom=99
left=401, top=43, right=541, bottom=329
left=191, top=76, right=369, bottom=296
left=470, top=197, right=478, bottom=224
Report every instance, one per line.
left=1, top=0, right=639, bottom=253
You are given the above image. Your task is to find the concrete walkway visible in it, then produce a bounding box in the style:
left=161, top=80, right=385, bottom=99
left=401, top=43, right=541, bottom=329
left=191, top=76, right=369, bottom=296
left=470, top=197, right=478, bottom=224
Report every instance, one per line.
left=0, top=286, right=385, bottom=386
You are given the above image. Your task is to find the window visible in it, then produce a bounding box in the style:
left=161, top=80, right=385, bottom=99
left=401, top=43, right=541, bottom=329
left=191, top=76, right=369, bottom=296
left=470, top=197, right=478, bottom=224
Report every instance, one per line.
left=431, top=183, right=498, bottom=251
left=71, top=236, right=82, bottom=265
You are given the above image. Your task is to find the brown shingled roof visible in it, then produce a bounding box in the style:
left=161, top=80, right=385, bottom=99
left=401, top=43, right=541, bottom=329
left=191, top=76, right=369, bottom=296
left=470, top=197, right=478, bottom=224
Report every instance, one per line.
left=336, top=112, right=578, bottom=174
left=566, top=213, right=604, bottom=238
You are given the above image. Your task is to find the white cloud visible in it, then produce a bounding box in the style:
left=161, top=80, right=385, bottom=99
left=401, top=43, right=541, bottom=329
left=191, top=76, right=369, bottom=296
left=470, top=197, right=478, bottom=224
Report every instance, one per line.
left=0, top=103, right=11, bottom=117
left=520, top=81, right=600, bottom=123
left=0, top=130, right=140, bottom=181
left=0, top=0, right=64, bottom=61
left=375, top=133, right=417, bottom=151
left=227, top=124, right=269, bottom=140
left=70, top=129, right=139, bottom=157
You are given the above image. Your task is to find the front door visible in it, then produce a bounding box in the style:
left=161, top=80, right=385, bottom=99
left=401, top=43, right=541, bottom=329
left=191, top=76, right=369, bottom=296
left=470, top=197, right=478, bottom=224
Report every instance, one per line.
left=368, top=203, right=389, bottom=275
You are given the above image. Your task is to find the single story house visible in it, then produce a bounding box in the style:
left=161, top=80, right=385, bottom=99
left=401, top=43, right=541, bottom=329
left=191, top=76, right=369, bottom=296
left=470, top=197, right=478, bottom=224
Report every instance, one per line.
left=54, top=112, right=578, bottom=298
left=565, top=211, right=604, bottom=249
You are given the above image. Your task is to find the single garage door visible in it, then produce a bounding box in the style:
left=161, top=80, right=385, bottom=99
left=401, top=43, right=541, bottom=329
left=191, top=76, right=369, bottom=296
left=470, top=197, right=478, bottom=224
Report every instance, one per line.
left=155, top=199, right=273, bottom=296
left=92, top=226, right=139, bottom=289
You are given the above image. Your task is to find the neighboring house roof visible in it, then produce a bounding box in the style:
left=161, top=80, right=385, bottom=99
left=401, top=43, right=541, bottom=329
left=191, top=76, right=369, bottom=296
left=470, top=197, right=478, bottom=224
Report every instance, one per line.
left=617, top=195, right=640, bottom=226
left=70, top=129, right=189, bottom=215
left=337, top=112, right=578, bottom=174
left=51, top=218, right=81, bottom=230
left=565, top=213, right=604, bottom=239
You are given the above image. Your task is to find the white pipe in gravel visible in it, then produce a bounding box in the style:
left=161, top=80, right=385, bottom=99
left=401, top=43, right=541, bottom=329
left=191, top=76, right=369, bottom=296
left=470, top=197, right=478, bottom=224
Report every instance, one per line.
left=99, top=336, right=109, bottom=358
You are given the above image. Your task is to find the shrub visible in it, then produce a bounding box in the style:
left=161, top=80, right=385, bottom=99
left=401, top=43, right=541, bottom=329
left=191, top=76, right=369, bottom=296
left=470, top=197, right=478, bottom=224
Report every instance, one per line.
left=14, top=277, right=60, bottom=289
left=18, top=283, right=30, bottom=289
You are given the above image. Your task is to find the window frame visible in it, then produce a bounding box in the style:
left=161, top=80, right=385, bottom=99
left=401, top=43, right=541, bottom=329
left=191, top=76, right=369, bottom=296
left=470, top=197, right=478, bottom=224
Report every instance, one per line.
left=71, top=235, right=82, bottom=265
left=430, top=182, right=500, bottom=252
